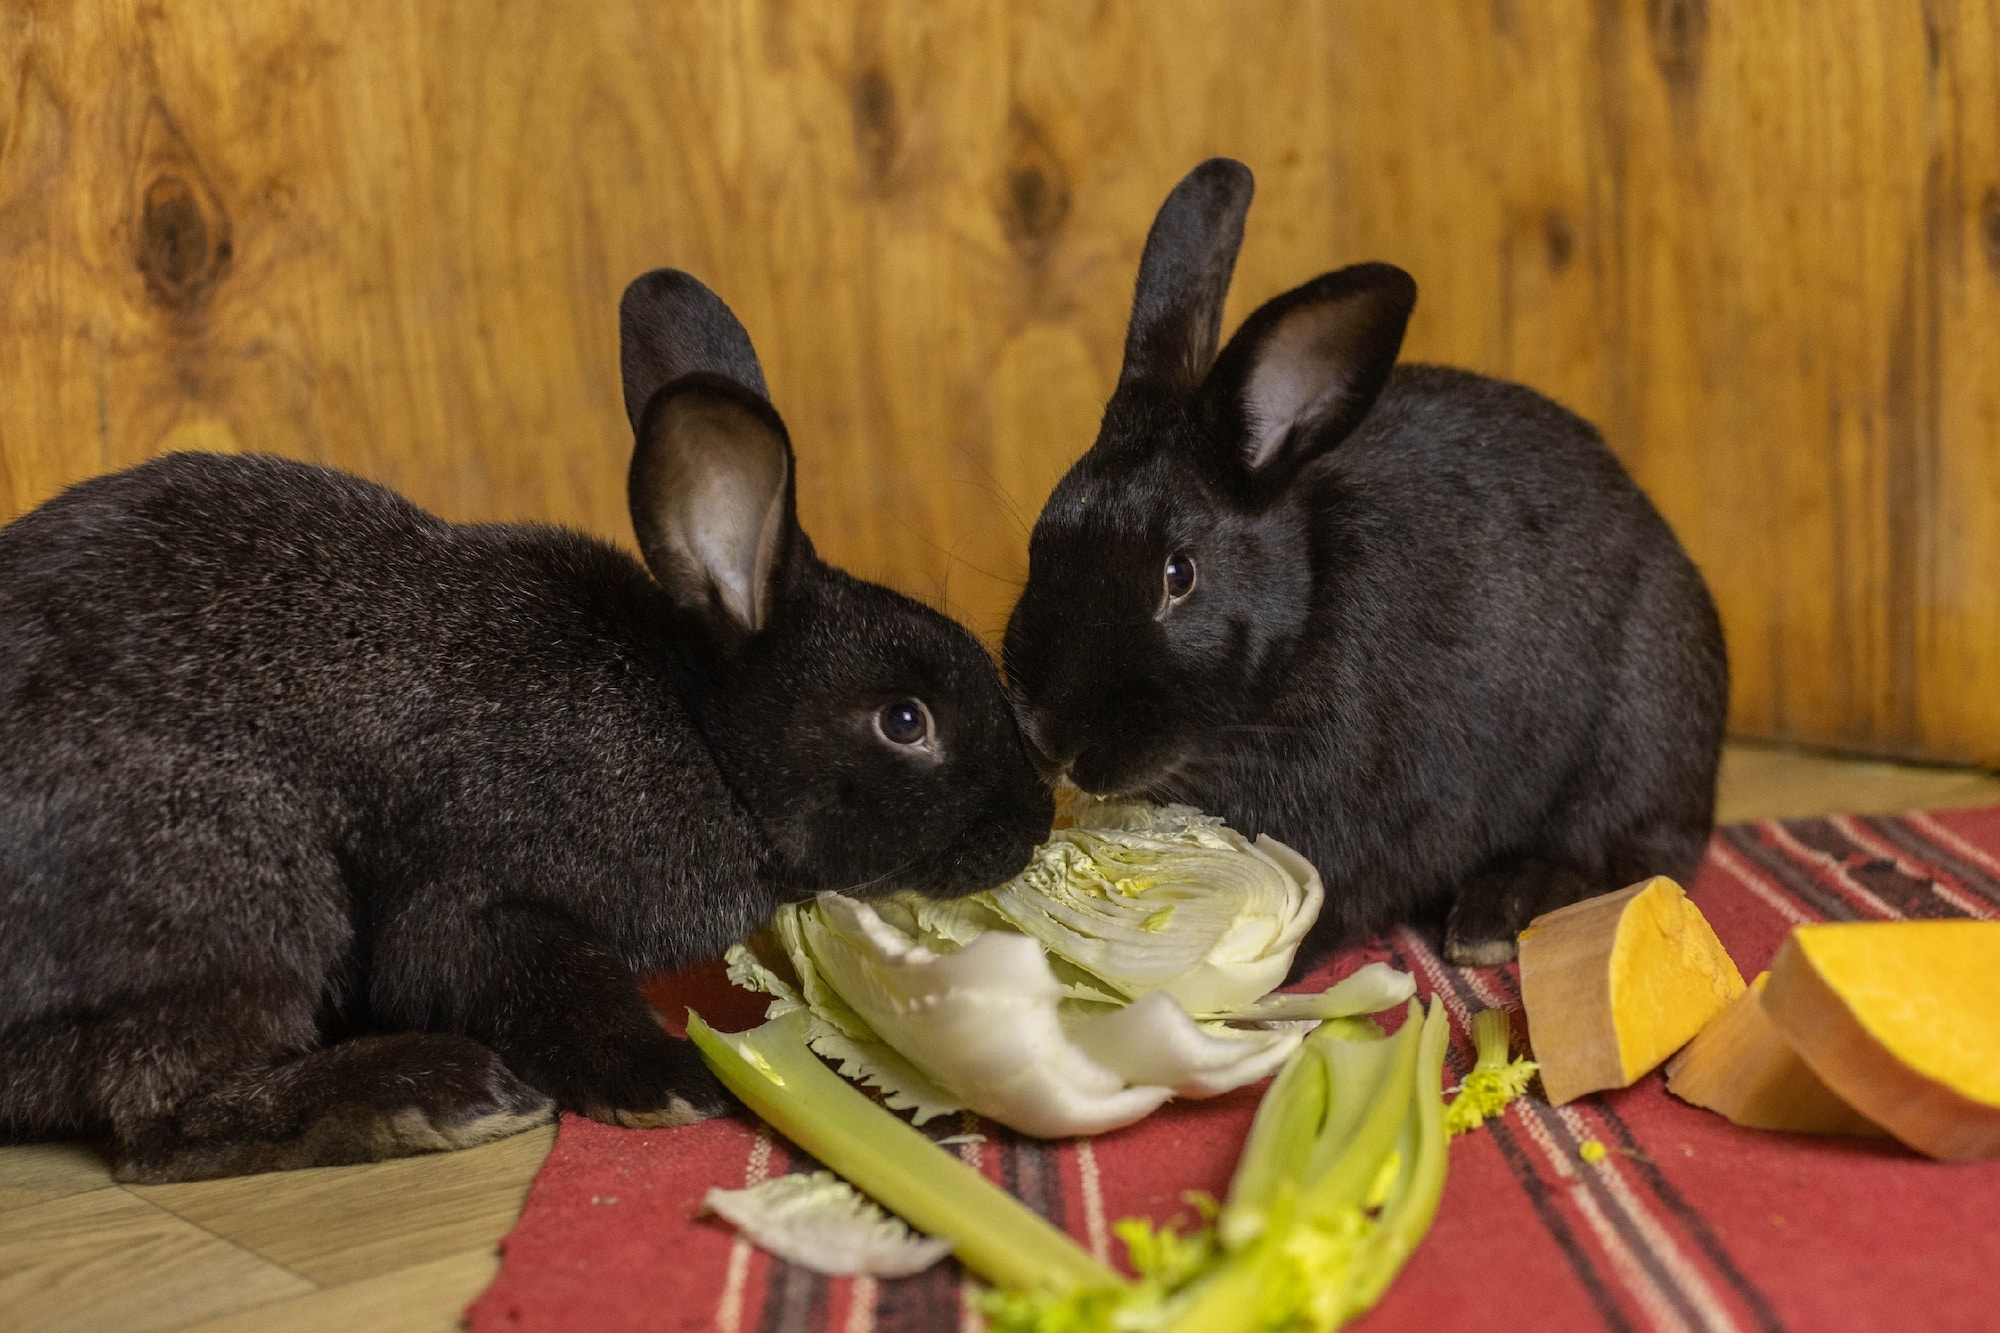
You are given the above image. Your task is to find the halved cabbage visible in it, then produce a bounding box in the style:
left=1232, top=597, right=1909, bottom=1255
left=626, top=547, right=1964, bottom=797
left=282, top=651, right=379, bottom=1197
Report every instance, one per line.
left=725, top=799, right=1415, bottom=1137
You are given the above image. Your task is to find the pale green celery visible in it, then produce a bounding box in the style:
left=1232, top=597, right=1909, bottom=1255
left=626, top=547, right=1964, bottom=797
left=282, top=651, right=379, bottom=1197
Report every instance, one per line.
left=1297, top=1002, right=1425, bottom=1222
left=981, top=999, right=1455, bottom=1333
left=687, top=1009, right=1120, bottom=1295
left=1156, top=1001, right=1431, bottom=1333
left=1218, top=1014, right=1399, bottom=1252
left=1348, top=1000, right=1450, bottom=1310
left=1302, top=1023, right=1402, bottom=1185
left=1443, top=1007, right=1537, bottom=1136
left=1218, top=1044, right=1329, bottom=1249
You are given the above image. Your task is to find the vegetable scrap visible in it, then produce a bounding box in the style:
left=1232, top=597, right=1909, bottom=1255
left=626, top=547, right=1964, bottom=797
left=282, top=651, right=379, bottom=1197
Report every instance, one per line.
left=692, top=986, right=1529, bottom=1329
left=687, top=1010, right=1118, bottom=1295
left=1518, top=884, right=1997, bottom=1162
left=726, top=799, right=1414, bottom=1137
left=980, top=999, right=1454, bottom=1333
left=1761, top=920, right=2000, bottom=1160
left=1518, top=875, right=1744, bottom=1105
left=1443, top=1007, right=1538, bottom=1136
left=700, top=1172, right=952, bottom=1277
left=1665, top=973, right=1884, bottom=1136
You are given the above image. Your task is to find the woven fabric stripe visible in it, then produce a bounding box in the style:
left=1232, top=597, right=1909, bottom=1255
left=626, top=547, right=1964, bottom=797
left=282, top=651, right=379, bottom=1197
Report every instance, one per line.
left=1856, top=814, right=2000, bottom=916
left=470, top=807, right=2000, bottom=1333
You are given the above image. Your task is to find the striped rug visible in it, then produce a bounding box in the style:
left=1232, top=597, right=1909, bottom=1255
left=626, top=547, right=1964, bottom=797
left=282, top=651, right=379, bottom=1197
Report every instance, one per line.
left=467, top=805, right=2000, bottom=1333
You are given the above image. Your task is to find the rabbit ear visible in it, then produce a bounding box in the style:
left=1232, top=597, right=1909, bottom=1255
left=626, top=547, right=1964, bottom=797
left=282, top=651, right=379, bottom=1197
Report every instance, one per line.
left=628, top=377, right=794, bottom=635
left=618, top=270, right=769, bottom=430
left=1118, top=159, right=1256, bottom=390
left=1206, top=262, right=1416, bottom=485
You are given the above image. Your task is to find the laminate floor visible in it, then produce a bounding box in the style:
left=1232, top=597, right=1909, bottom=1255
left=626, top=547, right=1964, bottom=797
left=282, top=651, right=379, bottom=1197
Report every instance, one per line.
left=4, top=741, right=1996, bottom=1331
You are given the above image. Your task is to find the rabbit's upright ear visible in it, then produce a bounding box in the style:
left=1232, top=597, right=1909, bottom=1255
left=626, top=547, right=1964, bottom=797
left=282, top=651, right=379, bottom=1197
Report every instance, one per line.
left=1118, top=159, right=1256, bottom=391
left=619, top=270, right=769, bottom=424
left=620, top=272, right=793, bottom=635
left=1204, top=262, right=1416, bottom=489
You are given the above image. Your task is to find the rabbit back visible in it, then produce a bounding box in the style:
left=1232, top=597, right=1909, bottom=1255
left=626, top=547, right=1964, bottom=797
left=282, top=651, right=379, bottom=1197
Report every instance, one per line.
left=0, top=452, right=763, bottom=1135
left=1233, top=364, right=1725, bottom=945
left=2, top=268, right=1050, bottom=1178
left=1002, top=161, right=1727, bottom=964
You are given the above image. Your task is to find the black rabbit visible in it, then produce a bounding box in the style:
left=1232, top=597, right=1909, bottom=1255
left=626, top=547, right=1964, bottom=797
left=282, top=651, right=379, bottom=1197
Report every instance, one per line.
left=1003, top=160, right=1726, bottom=968
left=0, top=270, right=1051, bottom=1182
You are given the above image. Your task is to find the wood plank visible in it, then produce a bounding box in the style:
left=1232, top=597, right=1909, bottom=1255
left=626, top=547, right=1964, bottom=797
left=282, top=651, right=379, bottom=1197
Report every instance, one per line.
left=174, top=1249, right=499, bottom=1333
left=7, top=3, right=1996, bottom=759
left=0, top=1187, right=312, bottom=1333
left=0, top=1143, right=115, bottom=1213
left=128, top=1123, right=552, bottom=1288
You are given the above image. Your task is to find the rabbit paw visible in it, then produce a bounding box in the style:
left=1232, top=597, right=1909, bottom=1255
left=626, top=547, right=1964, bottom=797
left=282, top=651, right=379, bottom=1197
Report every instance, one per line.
left=575, top=1045, right=737, bottom=1129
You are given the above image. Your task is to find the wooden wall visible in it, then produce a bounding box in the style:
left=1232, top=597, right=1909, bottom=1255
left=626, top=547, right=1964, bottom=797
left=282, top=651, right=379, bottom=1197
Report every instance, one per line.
left=4, top=2, right=1998, bottom=763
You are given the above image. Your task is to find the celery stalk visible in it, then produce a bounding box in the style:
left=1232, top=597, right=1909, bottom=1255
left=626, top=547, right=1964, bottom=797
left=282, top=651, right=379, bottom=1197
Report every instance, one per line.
left=1443, top=1006, right=1537, bottom=1136
left=1302, top=1023, right=1402, bottom=1185
left=1219, top=1043, right=1328, bottom=1249
left=1298, top=1000, right=1425, bottom=1222
left=1349, top=999, right=1450, bottom=1308
left=687, top=1009, right=1121, bottom=1294
left=1154, top=1002, right=1428, bottom=1333
left=983, top=995, right=1458, bottom=1333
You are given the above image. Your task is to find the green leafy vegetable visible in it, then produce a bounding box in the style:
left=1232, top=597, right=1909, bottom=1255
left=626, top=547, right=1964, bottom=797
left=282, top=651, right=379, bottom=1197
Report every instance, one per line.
left=983, top=999, right=1454, bottom=1333
left=699, top=1171, right=952, bottom=1277
left=687, top=1008, right=1120, bottom=1295
left=726, top=800, right=1415, bottom=1138
left=1443, top=1008, right=1538, bottom=1137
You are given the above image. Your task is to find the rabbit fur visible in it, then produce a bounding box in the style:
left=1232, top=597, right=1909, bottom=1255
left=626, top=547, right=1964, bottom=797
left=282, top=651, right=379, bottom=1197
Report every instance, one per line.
left=0, top=271, right=1051, bottom=1182
left=1003, top=160, right=1727, bottom=968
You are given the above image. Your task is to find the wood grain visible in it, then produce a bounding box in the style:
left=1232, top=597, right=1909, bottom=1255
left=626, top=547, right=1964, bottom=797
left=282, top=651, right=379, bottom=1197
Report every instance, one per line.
left=175, top=1251, right=501, bottom=1333
left=0, top=1188, right=312, bottom=1332
left=129, top=1122, right=554, bottom=1287
left=0, top=1144, right=114, bottom=1214
left=2, top=2, right=1997, bottom=758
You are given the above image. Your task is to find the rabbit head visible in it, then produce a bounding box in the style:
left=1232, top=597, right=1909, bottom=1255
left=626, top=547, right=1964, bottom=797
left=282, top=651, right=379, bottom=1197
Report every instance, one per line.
left=620, top=271, right=1051, bottom=899
left=1002, top=160, right=1416, bottom=799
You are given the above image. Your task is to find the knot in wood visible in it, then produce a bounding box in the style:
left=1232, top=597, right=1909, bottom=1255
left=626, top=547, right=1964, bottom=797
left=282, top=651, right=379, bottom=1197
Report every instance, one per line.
left=1980, top=185, right=2000, bottom=281
left=998, top=112, right=1069, bottom=263
left=849, top=68, right=899, bottom=194
left=139, top=173, right=230, bottom=309
left=1647, top=0, right=1707, bottom=95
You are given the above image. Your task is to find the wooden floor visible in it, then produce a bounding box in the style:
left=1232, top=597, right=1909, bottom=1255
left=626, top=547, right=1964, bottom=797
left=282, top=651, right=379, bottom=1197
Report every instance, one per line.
left=4, top=741, right=1997, bottom=1332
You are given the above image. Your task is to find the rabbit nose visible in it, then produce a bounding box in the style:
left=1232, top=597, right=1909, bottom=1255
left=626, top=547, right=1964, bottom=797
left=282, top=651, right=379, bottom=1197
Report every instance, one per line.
left=1016, top=707, right=1076, bottom=780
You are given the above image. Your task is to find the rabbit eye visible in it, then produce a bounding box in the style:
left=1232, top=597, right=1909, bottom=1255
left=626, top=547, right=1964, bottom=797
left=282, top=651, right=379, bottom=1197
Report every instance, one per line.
left=1163, top=551, right=1197, bottom=603
left=875, top=698, right=933, bottom=748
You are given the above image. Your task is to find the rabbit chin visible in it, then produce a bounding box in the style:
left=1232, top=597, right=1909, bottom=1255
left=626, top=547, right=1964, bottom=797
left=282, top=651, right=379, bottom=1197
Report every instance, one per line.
left=1066, top=743, right=1189, bottom=805
left=878, top=802, right=1054, bottom=900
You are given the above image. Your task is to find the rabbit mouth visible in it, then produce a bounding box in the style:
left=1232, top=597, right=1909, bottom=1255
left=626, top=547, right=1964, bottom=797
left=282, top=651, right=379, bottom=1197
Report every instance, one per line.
left=1067, top=746, right=1193, bottom=805
left=891, top=805, right=1052, bottom=899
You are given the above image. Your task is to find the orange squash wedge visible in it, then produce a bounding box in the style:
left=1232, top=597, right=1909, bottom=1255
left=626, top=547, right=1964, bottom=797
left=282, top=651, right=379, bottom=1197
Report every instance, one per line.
left=1762, top=920, right=2000, bottom=1161
left=1520, top=877, right=1745, bottom=1106
left=1664, top=973, right=1882, bottom=1136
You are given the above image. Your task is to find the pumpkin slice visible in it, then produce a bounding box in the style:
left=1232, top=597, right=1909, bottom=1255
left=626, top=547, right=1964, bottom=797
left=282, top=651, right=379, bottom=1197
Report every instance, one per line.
left=1664, top=973, right=1882, bottom=1135
left=1520, top=876, right=1746, bottom=1105
left=1762, top=920, right=2000, bottom=1161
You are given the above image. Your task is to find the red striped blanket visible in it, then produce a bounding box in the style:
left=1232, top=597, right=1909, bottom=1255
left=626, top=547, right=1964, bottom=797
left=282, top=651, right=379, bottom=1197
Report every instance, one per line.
left=467, top=806, right=2000, bottom=1332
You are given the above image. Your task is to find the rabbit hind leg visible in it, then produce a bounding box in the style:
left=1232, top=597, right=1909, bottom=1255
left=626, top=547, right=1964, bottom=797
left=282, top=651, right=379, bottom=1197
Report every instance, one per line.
left=1443, top=856, right=1595, bottom=967
left=110, top=1028, right=552, bottom=1184
left=1443, top=811, right=1716, bottom=968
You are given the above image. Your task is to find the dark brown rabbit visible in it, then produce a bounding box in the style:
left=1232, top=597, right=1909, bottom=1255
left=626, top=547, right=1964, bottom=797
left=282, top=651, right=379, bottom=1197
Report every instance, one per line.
left=0, top=271, right=1051, bottom=1182
left=1003, top=160, right=1727, bottom=967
